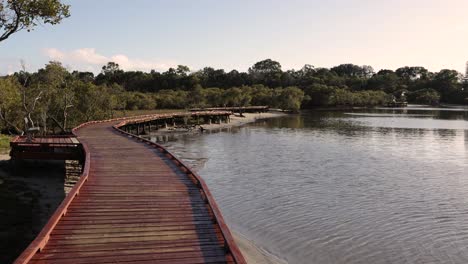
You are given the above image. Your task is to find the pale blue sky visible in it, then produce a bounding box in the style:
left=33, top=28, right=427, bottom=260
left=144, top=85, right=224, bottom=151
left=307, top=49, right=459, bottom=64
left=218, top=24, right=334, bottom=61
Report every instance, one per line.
left=1, top=0, right=468, bottom=74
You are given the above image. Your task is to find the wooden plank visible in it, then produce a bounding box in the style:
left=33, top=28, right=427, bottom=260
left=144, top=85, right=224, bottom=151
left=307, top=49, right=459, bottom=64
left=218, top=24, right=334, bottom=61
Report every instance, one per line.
left=14, top=112, right=246, bottom=264
left=42, top=239, right=222, bottom=250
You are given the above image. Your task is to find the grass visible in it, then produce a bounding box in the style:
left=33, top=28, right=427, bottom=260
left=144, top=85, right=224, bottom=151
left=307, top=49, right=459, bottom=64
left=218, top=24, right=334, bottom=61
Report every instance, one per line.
left=0, top=134, right=12, bottom=153
left=112, top=109, right=184, bottom=118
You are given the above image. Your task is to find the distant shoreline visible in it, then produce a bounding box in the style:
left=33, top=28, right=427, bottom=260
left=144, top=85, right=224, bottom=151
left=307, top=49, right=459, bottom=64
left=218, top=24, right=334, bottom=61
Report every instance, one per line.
left=145, top=111, right=287, bottom=136
left=202, top=111, right=287, bottom=131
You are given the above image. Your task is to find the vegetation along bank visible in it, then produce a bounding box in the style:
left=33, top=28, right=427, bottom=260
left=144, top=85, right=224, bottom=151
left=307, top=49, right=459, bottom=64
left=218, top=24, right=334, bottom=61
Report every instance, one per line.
left=1, top=59, right=468, bottom=135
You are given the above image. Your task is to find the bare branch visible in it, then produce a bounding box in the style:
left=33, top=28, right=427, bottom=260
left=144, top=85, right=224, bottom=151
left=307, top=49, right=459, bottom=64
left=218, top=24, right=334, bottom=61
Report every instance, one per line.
left=0, top=107, right=24, bottom=135
left=31, top=91, right=43, bottom=111
left=0, top=1, right=22, bottom=42
left=49, top=115, right=65, bottom=133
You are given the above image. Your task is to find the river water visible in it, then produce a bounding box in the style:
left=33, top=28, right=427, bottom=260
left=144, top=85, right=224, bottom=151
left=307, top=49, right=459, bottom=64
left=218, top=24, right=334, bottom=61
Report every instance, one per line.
left=151, top=106, right=468, bottom=264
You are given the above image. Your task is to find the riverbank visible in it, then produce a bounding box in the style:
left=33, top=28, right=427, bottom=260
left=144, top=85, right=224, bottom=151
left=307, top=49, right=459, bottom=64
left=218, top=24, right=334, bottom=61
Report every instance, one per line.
left=208, top=111, right=287, bottom=130
left=151, top=111, right=287, bottom=135
left=234, top=232, right=287, bottom=264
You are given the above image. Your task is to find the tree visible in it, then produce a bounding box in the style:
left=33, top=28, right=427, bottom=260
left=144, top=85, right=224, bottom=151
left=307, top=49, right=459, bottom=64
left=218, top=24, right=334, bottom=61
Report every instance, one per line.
left=248, top=59, right=283, bottom=87
left=276, top=86, right=304, bottom=112
left=331, top=64, right=373, bottom=78
left=0, top=0, right=70, bottom=42
left=408, top=88, right=440, bottom=105
left=34, top=61, right=73, bottom=132
left=176, top=65, right=190, bottom=76
left=101, top=62, right=121, bottom=75
left=188, top=85, right=205, bottom=108
left=248, top=59, right=282, bottom=74
left=95, top=62, right=125, bottom=85
left=395, top=66, right=429, bottom=80
left=223, top=87, right=251, bottom=107
left=72, top=71, right=95, bottom=83
left=0, top=77, right=23, bottom=133
left=430, top=69, right=462, bottom=102
left=73, top=81, right=103, bottom=122
left=367, top=70, right=399, bottom=93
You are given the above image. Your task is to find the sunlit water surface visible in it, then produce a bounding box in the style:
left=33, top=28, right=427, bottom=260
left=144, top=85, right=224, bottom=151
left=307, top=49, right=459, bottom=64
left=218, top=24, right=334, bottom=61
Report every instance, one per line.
left=150, top=107, right=468, bottom=264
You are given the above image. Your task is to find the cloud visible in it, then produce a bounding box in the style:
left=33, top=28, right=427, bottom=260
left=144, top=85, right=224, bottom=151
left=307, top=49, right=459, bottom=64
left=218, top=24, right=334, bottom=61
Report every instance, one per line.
left=44, top=48, right=66, bottom=61
left=42, top=48, right=177, bottom=73
left=0, top=59, right=33, bottom=76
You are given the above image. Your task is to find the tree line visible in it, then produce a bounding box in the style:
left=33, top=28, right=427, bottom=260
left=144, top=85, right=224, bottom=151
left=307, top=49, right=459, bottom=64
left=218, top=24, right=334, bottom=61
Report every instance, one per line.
left=1, top=59, right=467, bottom=135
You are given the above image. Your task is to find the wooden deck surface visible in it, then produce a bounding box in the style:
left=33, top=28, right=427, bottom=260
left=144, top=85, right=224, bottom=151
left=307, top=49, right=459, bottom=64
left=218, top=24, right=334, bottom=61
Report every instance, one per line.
left=12, top=136, right=78, bottom=145
left=15, top=117, right=245, bottom=264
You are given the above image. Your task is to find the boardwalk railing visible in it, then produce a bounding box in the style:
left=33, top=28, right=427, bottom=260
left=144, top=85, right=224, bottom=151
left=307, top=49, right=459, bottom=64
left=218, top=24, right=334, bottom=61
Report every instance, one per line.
left=10, top=135, right=82, bottom=160
left=14, top=111, right=246, bottom=264
left=14, top=124, right=92, bottom=264
left=113, top=116, right=246, bottom=264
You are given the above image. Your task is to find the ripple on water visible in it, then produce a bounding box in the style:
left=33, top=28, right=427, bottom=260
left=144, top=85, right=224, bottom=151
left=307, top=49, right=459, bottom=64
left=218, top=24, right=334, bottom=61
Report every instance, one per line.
left=158, top=109, right=468, bottom=264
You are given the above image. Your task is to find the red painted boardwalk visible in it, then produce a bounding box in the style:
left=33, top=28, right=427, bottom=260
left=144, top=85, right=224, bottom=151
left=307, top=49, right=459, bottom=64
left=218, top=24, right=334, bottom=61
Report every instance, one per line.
left=15, top=116, right=245, bottom=264
left=10, top=136, right=82, bottom=160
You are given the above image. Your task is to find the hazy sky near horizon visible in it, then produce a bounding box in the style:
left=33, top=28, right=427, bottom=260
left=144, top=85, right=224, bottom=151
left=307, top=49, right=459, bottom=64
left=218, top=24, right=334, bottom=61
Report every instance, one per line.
left=1, top=0, right=468, bottom=75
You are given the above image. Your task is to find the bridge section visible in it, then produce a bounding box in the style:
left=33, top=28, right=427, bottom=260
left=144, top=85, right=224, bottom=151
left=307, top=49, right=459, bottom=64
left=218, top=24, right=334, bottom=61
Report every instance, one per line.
left=14, top=114, right=245, bottom=264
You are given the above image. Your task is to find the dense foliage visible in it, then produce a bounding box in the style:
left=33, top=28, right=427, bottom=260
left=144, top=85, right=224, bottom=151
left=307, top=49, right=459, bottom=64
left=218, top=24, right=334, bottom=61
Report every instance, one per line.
left=1, top=60, right=467, bottom=134
left=91, top=60, right=467, bottom=106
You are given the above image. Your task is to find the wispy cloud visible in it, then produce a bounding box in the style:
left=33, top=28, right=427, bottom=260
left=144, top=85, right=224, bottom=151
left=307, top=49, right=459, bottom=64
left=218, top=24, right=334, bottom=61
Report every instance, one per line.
left=43, top=48, right=178, bottom=73
left=0, top=59, right=32, bottom=76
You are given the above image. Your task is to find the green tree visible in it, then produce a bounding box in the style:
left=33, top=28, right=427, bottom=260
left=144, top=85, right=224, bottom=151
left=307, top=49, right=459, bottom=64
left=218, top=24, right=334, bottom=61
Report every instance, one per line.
left=73, top=81, right=106, bottom=122
left=188, top=85, right=206, bottom=108
left=34, top=61, right=73, bottom=132
left=276, top=86, right=304, bottom=112
left=202, top=87, right=224, bottom=107
left=249, top=59, right=282, bottom=74
left=367, top=70, right=399, bottom=93
left=409, top=89, right=440, bottom=105
left=0, top=77, right=22, bottom=133
left=248, top=59, right=283, bottom=87
left=176, top=65, right=190, bottom=76
left=223, top=87, right=251, bottom=107
left=0, top=0, right=70, bottom=42
left=101, top=62, right=121, bottom=76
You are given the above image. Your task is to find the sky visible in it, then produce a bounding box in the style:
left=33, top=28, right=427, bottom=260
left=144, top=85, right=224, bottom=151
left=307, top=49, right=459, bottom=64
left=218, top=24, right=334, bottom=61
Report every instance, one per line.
left=1, top=0, right=468, bottom=75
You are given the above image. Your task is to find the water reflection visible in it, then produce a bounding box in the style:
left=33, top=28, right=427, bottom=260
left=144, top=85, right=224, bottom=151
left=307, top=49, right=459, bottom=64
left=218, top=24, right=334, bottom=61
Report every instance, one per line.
left=155, top=107, right=468, bottom=264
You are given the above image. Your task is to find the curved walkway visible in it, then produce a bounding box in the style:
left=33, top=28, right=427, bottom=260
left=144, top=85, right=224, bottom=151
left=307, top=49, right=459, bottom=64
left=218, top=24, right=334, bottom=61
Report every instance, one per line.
left=15, top=117, right=245, bottom=264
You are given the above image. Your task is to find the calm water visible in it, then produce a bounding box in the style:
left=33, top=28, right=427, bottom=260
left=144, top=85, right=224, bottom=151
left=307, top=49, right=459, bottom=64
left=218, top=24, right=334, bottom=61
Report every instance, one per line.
left=151, top=106, right=468, bottom=264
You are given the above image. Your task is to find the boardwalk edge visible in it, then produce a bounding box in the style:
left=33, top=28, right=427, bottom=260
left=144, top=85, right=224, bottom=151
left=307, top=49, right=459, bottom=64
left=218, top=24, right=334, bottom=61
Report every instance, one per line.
left=14, top=112, right=246, bottom=264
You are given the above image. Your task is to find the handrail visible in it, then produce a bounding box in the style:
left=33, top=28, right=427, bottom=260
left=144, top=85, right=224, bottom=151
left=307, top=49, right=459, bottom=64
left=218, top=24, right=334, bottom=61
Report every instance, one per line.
left=13, top=111, right=246, bottom=264
left=13, top=124, right=92, bottom=264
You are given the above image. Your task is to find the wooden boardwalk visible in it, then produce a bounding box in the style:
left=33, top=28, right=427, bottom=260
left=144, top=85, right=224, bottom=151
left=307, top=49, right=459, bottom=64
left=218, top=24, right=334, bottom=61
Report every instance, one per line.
left=10, top=136, right=82, bottom=161
left=15, top=115, right=245, bottom=264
